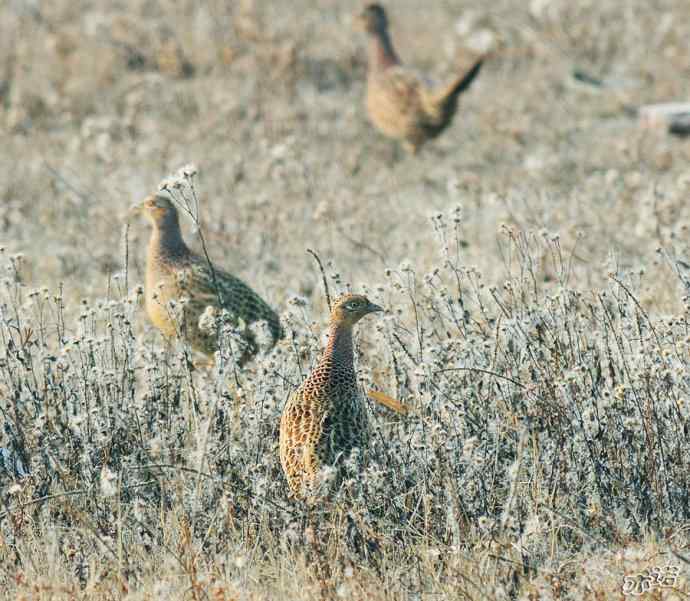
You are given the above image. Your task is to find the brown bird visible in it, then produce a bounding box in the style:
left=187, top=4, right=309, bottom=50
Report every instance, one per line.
left=130, top=193, right=282, bottom=363
left=357, top=3, right=483, bottom=154
left=279, top=294, right=383, bottom=498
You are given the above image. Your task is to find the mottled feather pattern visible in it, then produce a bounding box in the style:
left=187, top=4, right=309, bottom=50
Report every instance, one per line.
left=135, top=193, right=282, bottom=363
left=279, top=294, right=381, bottom=498
left=177, top=259, right=283, bottom=340
left=367, top=68, right=426, bottom=142
left=280, top=358, right=369, bottom=496
left=359, top=3, right=483, bottom=153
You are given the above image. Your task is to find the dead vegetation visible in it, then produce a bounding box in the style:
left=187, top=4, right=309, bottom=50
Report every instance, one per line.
left=2, top=0, right=690, bottom=599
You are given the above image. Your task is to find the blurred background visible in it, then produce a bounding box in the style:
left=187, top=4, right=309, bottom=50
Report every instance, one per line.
left=3, top=3, right=690, bottom=598
left=1, top=0, right=689, bottom=317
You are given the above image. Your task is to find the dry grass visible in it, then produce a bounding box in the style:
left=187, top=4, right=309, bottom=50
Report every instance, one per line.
left=2, top=0, right=690, bottom=599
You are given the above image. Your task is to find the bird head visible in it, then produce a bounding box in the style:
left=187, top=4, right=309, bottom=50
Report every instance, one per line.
left=356, top=4, right=389, bottom=34
left=330, top=293, right=383, bottom=327
left=129, top=193, right=179, bottom=228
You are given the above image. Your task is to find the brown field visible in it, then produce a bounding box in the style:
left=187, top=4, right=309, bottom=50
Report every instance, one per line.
left=2, top=0, right=690, bottom=599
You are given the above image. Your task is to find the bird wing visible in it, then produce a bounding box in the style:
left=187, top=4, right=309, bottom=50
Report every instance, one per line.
left=370, top=66, right=426, bottom=122
left=173, top=263, right=217, bottom=304
left=182, top=258, right=282, bottom=340
left=280, top=387, right=327, bottom=487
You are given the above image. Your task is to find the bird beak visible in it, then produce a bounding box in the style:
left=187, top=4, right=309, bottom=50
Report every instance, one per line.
left=127, top=201, right=145, bottom=220
left=368, top=302, right=384, bottom=313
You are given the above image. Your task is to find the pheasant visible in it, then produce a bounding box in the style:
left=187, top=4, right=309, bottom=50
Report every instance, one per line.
left=279, top=294, right=383, bottom=498
left=357, top=3, right=483, bottom=154
left=130, top=193, right=282, bottom=363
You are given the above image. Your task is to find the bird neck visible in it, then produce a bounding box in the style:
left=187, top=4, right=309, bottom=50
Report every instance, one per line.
left=368, top=27, right=400, bottom=71
left=149, top=214, right=190, bottom=263
left=320, top=321, right=355, bottom=374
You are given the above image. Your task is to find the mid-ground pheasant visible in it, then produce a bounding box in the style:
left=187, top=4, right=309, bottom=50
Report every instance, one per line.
left=279, top=294, right=383, bottom=498
left=131, top=193, right=282, bottom=362
left=358, top=3, right=483, bottom=154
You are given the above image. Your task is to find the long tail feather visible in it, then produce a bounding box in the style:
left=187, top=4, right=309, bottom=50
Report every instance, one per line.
left=441, top=57, right=484, bottom=103
left=367, top=390, right=410, bottom=415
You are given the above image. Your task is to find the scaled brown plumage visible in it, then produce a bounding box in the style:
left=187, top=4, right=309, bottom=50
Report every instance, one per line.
left=131, top=193, right=282, bottom=362
left=279, top=294, right=383, bottom=498
left=357, top=3, right=483, bottom=154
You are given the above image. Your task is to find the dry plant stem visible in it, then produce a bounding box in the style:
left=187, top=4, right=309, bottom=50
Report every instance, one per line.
left=162, top=176, right=242, bottom=386
left=43, top=161, right=92, bottom=204
left=4, top=3, right=690, bottom=596
left=122, top=221, right=130, bottom=297
left=435, top=366, right=525, bottom=389
left=306, top=248, right=331, bottom=312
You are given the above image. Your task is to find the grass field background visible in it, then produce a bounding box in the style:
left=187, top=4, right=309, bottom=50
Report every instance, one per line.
left=2, top=0, right=690, bottom=598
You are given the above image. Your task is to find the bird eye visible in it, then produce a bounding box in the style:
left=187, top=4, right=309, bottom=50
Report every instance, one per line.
left=346, top=301, right=362, bottom=310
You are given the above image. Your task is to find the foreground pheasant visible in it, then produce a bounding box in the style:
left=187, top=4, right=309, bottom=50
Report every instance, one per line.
left=280, top=294, right=383, bottom=498
left=131, top=193, right=282, bottom=362
left=358, top=3, right=483, bottom=154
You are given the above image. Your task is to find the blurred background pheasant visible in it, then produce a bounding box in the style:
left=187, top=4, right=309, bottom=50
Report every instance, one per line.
left=130, top=193, right=283, bottom=363
left=279, top=294, right=383, bottom=498
left=357, top=3, right=483, bottom=154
